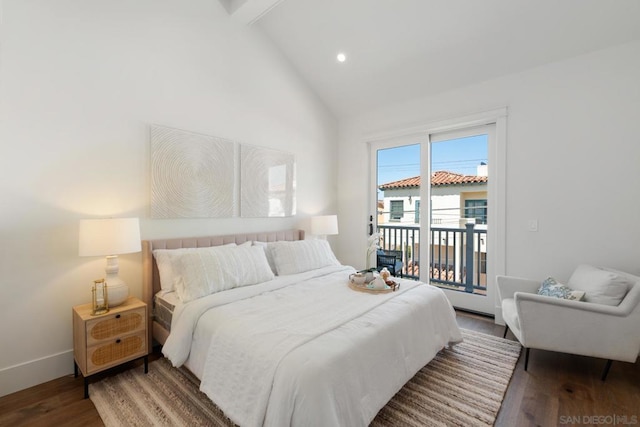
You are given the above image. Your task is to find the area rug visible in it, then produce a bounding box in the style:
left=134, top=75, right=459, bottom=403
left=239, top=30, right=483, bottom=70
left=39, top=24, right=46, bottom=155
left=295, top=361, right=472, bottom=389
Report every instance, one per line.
left=90, top=329, right=521, bottom=427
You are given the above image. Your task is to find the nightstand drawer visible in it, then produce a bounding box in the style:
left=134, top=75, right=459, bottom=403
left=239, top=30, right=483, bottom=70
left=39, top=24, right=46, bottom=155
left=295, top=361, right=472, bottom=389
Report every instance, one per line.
left=86, top=330, right=147, bottom=373
left=86, top=307, right=146, bottom=346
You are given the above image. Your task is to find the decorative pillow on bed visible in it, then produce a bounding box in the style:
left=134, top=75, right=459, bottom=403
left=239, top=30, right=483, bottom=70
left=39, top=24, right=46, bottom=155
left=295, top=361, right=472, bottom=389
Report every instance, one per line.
left=270, top=239, right=340, bottom=276
left=537, top=277, right=585, bottom=301
left=174, top=244, right=275, bottom=303
left=567, top=264, right=631, bottom=306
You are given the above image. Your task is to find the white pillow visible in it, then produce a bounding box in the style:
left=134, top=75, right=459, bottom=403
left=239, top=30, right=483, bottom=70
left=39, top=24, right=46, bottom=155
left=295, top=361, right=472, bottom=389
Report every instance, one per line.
left=175, top=244, right=275, bottom=303
left=270, top=239, right=340, bottom=276
left=567, top=264, right=631, bottom=306
left=253, top=241, right=277, bottom=274
left=153, top=247, right=204, bottom=294
left=153, top=242, right=249, bottom=293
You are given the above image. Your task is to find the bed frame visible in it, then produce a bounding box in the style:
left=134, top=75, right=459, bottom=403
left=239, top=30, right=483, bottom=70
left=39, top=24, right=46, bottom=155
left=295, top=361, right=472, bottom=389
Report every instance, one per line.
left=141, top=229, right=305, bottom=350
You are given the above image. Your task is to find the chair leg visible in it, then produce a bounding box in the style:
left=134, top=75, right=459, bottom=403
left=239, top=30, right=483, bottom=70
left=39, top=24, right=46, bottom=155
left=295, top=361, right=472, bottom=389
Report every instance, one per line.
left=524, top=347, right=530, bottom=371
left=503, top=325, right=509, bottom=339
left=601, top=359, right=613, bottom=381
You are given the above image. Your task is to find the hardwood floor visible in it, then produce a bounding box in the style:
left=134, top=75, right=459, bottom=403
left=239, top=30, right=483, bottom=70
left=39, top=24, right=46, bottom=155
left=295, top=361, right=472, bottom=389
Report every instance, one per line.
left=1, top=311, right=638, bottom=426
left=456, top=310, right=640, bottom=427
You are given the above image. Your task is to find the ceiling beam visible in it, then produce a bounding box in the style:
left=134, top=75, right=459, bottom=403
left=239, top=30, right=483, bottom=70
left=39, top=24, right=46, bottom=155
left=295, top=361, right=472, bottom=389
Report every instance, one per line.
left=221, top=0, right=286, bottom=25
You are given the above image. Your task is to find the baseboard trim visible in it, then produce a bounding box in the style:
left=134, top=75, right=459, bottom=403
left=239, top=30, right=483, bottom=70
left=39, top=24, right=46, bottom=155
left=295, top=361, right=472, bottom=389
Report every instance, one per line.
left=453, top=306, right=495, bottom=319
left=0, top=349, right=74, bottom=397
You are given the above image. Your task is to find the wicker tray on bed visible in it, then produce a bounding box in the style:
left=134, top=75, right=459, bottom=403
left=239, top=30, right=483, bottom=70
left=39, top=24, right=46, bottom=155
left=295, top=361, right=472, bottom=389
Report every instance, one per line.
left=348, top=281, right=399, bottom=293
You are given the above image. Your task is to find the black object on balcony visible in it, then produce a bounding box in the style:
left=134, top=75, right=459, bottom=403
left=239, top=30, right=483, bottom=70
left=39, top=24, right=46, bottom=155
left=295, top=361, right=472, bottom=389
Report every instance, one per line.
left=377, top=249, right=403, bottom=277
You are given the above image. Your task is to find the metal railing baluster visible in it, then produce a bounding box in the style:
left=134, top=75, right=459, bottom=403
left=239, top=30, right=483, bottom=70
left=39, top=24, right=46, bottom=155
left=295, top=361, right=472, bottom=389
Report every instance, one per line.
left=377, top=223, right=486, bottom=295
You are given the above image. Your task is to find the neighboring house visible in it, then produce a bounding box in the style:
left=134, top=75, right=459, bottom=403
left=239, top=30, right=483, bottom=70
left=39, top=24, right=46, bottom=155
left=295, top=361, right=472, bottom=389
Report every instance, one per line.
left=377, top=165, right=488, bottom=287
left=378, top=164, right=488, bottom=227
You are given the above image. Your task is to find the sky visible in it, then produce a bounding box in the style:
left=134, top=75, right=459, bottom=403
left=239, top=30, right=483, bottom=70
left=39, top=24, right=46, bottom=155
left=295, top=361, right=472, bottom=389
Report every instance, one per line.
left=376, top=134, right=488, bottom=186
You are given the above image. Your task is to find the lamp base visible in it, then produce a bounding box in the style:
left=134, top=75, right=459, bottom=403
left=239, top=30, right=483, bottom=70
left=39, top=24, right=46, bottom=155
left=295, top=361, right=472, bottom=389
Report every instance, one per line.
left=104, top=256, right=129, bottom=307
left=107, top=282, right=129, bottom=307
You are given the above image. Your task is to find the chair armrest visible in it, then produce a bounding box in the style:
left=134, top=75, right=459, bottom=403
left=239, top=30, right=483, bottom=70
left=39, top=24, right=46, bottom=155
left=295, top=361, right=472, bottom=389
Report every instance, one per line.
left=496, top=275, right=540, bottom=301
left=515, top=292, right=636, bottom=317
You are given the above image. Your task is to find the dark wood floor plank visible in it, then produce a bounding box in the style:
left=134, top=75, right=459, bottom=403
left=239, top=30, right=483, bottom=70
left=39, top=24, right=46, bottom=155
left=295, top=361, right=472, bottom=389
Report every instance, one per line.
left=1, top=311, right=638, bottom=426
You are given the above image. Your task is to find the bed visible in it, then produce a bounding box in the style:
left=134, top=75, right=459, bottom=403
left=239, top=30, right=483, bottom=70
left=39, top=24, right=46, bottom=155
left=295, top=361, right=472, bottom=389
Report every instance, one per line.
left=142, top=229, right=462, bottom=427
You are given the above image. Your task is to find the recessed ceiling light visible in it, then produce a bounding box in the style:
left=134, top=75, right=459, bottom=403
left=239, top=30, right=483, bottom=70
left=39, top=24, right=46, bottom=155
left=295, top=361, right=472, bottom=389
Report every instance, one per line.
left=336, top=52, right=347, bottom=63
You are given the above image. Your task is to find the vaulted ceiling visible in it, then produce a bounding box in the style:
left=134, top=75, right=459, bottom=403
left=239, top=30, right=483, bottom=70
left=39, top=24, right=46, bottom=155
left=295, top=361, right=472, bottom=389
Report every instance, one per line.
left=223, top=0, right=640, bottom=118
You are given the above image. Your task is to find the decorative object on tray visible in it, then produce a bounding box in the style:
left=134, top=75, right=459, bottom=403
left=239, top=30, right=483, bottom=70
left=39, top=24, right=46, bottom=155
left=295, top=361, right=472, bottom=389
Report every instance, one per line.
left=365, top=232, right=380, bottom=270
left=357, top=268, right=377, bottom=283
left=349, top=272, right=366, bottom=285
left=368, top=277, right=388, bottom=290
left=386, top=280, right=400, bottom=291
left=349, top=267, right=401, bottom=293
left=348, top=275, right=400, bottom=293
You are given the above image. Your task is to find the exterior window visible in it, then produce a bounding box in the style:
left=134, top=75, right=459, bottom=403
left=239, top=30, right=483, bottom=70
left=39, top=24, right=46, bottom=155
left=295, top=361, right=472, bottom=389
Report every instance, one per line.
left=390, top=200, right=404, bottom=221
left=465, top=199, right=487, bottom=225
left=414, top=200, right=420, bottom=223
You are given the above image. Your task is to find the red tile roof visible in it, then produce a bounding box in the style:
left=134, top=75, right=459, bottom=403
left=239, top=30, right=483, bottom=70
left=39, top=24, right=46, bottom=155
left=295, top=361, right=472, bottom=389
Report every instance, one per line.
left=379, top=171, right=487, bottom=190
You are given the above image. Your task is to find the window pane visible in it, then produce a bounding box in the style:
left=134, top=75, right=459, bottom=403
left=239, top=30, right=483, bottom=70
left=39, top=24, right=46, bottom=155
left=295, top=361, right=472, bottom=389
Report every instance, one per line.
left=390, top=200, right=404, bottom=220
left=464, top=199, right=487, bottom=224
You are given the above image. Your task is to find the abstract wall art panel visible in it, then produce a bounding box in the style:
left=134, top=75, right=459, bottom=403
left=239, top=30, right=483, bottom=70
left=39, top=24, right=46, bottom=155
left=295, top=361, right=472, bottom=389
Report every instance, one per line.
left=240, top=144, right=296, bottom=217
left=150, top=125, right=236, bottom=218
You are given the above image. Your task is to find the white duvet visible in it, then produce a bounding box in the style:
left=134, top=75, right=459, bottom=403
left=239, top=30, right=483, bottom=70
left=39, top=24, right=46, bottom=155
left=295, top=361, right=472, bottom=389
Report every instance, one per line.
left=163, top=265, right=462, bottom=427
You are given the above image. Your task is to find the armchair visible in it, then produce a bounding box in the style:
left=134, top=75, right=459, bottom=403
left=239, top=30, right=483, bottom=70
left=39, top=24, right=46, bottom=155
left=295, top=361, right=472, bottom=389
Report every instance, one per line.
left=497, top=267, right=640, bottom=380
left=377, top=249, right=403, bottom=277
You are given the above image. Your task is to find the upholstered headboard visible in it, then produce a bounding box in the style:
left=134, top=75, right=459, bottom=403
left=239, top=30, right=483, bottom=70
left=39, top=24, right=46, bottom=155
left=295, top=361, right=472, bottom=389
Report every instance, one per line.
left=141, top=229, right=305, bottom=348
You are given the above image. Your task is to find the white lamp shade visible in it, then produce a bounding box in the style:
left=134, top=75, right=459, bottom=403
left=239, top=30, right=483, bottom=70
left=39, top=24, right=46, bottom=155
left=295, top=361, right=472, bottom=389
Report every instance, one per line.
left=311, top=215, right=339, bottom=236
left=79, top=218, right=142, bottom=256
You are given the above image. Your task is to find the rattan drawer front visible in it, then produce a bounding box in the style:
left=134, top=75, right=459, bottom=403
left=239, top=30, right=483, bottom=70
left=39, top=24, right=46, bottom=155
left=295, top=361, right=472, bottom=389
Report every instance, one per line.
left=86, top=331, right=147, bottom=374
left=86, top=307, right=145, bottom=345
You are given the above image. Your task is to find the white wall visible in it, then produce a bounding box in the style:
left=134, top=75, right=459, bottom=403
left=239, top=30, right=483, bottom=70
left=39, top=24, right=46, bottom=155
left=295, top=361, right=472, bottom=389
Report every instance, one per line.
left=0, top=0, right=337, bottom=396
left=336, top=40, right=640, bottom=287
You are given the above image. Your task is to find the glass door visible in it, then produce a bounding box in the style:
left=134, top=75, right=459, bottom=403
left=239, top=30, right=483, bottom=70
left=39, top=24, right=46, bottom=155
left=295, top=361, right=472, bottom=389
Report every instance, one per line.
left=371, top=114, right=505, bottom=317
left=426, top=126, right=494, bottom=314
left=375, top=142, right=422, bottom=279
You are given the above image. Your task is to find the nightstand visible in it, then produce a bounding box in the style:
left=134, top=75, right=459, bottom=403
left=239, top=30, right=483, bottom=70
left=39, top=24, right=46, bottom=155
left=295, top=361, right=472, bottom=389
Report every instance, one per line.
left=73, top=296, right=148, bottom=398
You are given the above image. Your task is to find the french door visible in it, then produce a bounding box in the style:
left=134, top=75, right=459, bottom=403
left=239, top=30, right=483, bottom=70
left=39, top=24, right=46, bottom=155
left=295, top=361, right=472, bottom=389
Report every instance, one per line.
left=369, top=109, right=506, bottom=317
left=426, top=126, right=493, bottom=314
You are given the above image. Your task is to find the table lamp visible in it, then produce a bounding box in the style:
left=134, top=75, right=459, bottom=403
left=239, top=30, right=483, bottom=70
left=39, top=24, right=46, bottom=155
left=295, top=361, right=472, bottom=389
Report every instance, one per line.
left=311, top=215, right=339, bottom=239
left=79, top=218, right=141, bottom=308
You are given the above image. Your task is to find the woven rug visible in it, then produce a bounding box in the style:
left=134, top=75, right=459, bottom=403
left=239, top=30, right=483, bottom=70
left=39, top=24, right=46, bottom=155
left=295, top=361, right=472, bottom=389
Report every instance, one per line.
left=90, top=329, right=521, bottom=427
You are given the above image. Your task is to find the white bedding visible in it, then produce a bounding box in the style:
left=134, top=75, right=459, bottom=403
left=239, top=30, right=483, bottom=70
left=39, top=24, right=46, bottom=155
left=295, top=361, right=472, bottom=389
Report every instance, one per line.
left=163, top=265, right=462, bottom=427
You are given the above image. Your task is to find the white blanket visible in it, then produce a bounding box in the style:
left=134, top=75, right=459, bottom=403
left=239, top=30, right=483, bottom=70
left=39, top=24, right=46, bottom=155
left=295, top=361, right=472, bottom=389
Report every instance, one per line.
left=163, top=265, right=346, bottom=366
left=163, top=265, right=462, bottom=427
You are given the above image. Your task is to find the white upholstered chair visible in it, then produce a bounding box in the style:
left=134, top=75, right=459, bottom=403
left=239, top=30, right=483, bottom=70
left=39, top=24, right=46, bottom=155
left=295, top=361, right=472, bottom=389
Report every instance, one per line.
left=497, top=265, right=640, bottom=380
